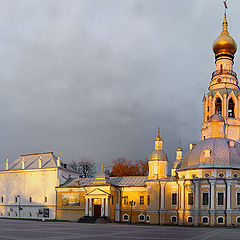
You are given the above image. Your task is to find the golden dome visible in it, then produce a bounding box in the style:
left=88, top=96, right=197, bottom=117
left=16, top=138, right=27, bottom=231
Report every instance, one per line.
left=213, top=14, right=237, bottom=58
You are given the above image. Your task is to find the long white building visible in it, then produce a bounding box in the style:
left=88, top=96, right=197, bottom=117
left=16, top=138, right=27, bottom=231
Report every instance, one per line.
left=0, top=152, right=78, bottom=219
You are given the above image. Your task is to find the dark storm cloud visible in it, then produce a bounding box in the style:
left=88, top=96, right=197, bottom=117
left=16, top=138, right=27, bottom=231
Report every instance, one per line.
left=0, top=0, right=239, bottom=169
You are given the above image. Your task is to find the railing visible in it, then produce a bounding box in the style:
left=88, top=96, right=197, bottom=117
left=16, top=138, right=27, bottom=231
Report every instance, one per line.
left=211, top=69, right=237, bottom=79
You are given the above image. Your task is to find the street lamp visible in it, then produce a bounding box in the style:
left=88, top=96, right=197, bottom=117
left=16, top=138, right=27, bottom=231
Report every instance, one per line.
left=129, top=200, right=135, bottom=224
left=16, top=195, right=22, bottom=218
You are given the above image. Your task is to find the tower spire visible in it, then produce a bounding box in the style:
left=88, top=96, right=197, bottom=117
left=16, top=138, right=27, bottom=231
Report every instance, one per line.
left=222, top=0, right=228, bottom=32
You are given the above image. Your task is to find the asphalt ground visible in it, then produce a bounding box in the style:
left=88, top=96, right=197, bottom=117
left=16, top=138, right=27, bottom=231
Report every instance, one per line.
left=0, top=219, right=238, bottom=240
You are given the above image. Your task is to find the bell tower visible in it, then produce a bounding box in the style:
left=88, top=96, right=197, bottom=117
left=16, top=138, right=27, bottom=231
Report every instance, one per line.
left=202, top=1, right=240, bottom=141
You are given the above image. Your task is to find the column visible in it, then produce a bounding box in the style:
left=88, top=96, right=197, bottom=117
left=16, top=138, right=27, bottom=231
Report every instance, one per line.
left=101, top=198, right=105, bottom=217
left=209, top=95, right=212, bottom=116
left=227, top=182, right=231, bottom=210
left=178, top=180, right=185, bottom=225
left=210, top=180, right=215, bottom=210
left=105, top=197, right=109, bottom=217
left=223, top=94, right=227, bottom=118
left=210, top=180, right=215, bottom=226
left=85, top=198, right=89, bottom=216
left=160, top=183, right=166, bottom=210
left=193, top=180, right=199, bottom=226
left=226, top=181, right=232, bottom=226
left=89, top=198, right=92, bottom=217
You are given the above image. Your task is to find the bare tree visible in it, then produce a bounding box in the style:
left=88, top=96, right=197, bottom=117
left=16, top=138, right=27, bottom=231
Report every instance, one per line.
left=70, top=158, right=96, bottom=177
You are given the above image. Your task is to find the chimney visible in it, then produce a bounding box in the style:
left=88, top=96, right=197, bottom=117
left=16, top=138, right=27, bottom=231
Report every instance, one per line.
left=39, top=155, right=42, bottom=168
left=6, top=157, right=8, bottom=170
left=57, top=154, right=61, bottom=167
left=22, top=157, right=25, bottom=169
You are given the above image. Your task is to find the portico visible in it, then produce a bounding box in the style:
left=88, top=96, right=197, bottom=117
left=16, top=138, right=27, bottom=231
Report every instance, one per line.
left=84, top=188, right=110, bottom=217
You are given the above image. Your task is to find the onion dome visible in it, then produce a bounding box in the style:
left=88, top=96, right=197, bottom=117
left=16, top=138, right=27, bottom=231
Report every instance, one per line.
left=213, top=14, right=237, bottom=60
left=180, top=138, right=240, bottom=170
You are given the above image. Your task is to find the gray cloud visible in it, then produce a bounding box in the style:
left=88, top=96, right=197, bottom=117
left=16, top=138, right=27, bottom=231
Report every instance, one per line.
left=0, top=0, right=239, bottom=169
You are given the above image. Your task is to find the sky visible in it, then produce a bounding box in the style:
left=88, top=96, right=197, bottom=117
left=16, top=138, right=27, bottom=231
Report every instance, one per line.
left=0, top=0, right=240, bottom=169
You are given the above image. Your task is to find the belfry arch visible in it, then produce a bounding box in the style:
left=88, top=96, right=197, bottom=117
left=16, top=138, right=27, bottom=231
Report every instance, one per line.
left=215, top=97, right=222, bottom=115
left=228, top=97, right=235, bottom=117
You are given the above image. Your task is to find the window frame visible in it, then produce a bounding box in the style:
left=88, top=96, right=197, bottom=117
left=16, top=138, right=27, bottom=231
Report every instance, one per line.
left=187, top=216, right=193, bottom=223
left=217, top=216, right=224, bottom=224
left=202, top=216, right=209, bottom=224
left=171, top=193, right=177, bottom=206
left=202, top=192, right=209, bottom=206
left=188, top=193, right=193, bottom=206
left=123, top=214, right=129, bottom=222
left=138, top=214, right=145, bottom=222
left=217, top=192, right=224, bottom=206
left=171, top=216, right=177, bottom=223
left=140, top=196, right=144, bottom=205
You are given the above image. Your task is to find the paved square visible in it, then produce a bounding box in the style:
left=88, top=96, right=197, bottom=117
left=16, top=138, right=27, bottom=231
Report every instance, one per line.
left=0, top=219, right=239, bottom=239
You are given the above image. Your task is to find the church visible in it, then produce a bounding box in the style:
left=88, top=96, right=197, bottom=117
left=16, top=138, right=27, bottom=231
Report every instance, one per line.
left=55, top=5, right=240, bottom=226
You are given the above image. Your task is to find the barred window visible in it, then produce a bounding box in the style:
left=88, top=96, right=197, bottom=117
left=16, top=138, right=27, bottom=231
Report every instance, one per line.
left=140, top=196, right=144, bottom=205
left=172, top=193, right=177, bottom=205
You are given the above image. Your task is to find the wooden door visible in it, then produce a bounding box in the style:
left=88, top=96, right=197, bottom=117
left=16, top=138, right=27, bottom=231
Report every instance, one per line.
left=94, top=205, right=101, bottom=217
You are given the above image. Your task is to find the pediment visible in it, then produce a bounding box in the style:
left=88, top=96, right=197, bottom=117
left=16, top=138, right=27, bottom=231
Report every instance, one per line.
left=84, top=188, right=110, bottom=196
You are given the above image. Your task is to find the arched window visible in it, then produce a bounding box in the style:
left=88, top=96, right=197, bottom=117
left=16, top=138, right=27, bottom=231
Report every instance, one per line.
left=217, top=217, right=224, bottom=224
left=215, top=97, right=222, bottom=114
left=228, top=98, right=235, bottom=117
left=220, top=64, right=223, bottom=73
left=123, top=214, right=129, bottom=222
left=188, top=216, right=193, bottom=223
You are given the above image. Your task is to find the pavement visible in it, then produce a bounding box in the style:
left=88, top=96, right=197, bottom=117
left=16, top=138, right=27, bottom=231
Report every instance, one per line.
left=0, top=219, right=239, bottom=239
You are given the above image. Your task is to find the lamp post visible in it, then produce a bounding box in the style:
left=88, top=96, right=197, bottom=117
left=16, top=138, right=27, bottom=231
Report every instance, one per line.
left=129, top=200, right=135, bottom=224
left=16, top=195, right=22, bottom=218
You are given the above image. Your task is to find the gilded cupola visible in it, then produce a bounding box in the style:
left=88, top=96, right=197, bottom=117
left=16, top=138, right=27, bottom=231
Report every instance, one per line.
left=212, top=9, right=237, bottom=60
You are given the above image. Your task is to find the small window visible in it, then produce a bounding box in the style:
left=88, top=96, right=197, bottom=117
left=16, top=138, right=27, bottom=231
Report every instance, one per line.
left=217, top=217, right=224, bottom=224
left=204, top=173, right=210, bottom=178
left=45, top=197, right=48, bottom=203
left=233, top=173, right=239, bottom=178
left=237, top=193, right=240, bottom=206
left=140, top=196, right=144, bottom=205
left=8, top=212, right=10, bottom=216
left=237, top=217, right=240, bottom=223
left=124, top=196, right=128, bottom=205
left=1, top=197, right=3, bottom=202
left=218, top=173, right=224, bottom=178
left=202, top=217, right=208, bottom=224
left=123, top=214, right=129, bottom=222
left=29, top=212, right=32, bottom=217
left=139, top=214, right=145, bottom=222
left=202, top=192, right=209, bottom=206
left=188, top=193, right=193, bottom=206
left=171, top=216, right=177, bottom=223
left=218, top=192, right=224, bottom=206
left=147, top=195, right=150, bottom=206
left=172, top=193, right=177, bottom=205
left=29, top=197, right=32, bottom=203
left=15, top=211, right=17, bottom=217
left=204, top=149, right=211, bottom=157
left=15, top=197, right=17, bottom=203
left=146, top=215, right=150, bottom=223
left=188, top=216, right=193, bottom=223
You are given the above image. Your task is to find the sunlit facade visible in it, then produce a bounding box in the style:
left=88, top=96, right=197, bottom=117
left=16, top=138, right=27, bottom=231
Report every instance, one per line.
left=0, top=152, right=78, bottom=219
left=55, top=6, right=240, bottom=226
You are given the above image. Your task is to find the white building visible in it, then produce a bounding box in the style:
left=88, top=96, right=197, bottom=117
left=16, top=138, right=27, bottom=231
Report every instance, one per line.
left=0, top=152, right=78, bottom=219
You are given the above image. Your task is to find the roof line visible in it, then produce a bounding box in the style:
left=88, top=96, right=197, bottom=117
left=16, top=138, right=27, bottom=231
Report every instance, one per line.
left=20, top=152, right=53, bottom=157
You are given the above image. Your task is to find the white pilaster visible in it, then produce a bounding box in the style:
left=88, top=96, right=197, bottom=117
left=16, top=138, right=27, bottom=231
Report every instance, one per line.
left=227, top=182, right=231, bottom=210
left=160, top=182, right=166, bottom=210
left=105, top=197, right=109, bottom=217
left=85, top=198, right=89, bottom=216
left=89, top=198, right=92, bottom=216
left=194, top=181, right=199, bottom=210
left=180, top=183, right=185, bottom=209
left=101, top=198, right=104, bottom=216
left=210, top=180, right=215, bottom=210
